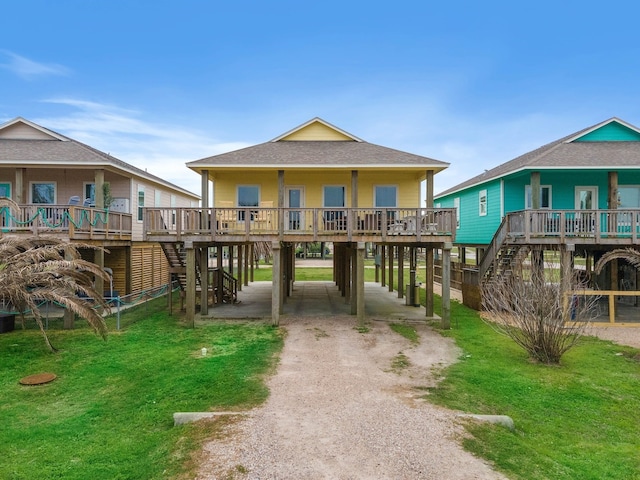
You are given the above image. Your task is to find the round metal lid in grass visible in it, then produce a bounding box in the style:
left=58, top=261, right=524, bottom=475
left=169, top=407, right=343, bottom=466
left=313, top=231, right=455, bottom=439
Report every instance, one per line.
left=19, top=373, right=57, bottom=386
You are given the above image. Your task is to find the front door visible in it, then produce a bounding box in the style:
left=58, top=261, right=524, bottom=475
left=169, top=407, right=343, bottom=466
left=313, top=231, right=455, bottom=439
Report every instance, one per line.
left=574, top=186, right=598, bottom=233
left=575, top=187, right=597, bottom=210
left=285, top=187, right=304, bottom=231
left=0, top=183, right=11, bottom=231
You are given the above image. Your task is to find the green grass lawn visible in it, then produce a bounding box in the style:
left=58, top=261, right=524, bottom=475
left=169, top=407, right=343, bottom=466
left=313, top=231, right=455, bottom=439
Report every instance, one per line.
left=0, top=296, right=283, bottom=480
left=427, top=297, right=640, bottom=480
left=3, top=276, right=639, bottom=480
left=252, top=265, right=425, bottom=283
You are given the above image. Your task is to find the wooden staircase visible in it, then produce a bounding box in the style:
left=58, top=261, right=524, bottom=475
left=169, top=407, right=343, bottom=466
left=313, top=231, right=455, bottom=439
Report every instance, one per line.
left=482, top=244, right=530, bottom=289
left=478, top=217, right=530, bottom=290
left=160, top=242, right=238, bottom=304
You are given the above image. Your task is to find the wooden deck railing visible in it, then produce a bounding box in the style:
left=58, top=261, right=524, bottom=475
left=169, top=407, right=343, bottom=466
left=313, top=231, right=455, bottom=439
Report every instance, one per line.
left=144, top=207, right=456, bottom=241
left=0, top=205, right=132, bottom=239
left=565, top=290, right=640, bottom=324
left=506, top=209, right=640, bottom=243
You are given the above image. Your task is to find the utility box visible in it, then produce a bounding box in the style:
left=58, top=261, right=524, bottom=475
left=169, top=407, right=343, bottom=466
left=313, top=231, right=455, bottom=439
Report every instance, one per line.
left=0, top=314, right=15, bottom=333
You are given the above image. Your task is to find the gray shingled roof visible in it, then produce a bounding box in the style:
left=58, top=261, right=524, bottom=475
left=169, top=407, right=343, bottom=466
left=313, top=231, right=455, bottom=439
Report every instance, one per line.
left=0, top=123, right=198, bottom=199
left=187, top=140, right=449, bottom=171
left=436, top=118, right=640, bottom=197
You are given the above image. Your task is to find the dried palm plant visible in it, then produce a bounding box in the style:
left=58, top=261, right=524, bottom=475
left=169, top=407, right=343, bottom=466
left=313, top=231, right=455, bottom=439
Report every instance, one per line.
left=595, top=248, right=640, bottom=274
left=0, top=236, right=109, bottom=351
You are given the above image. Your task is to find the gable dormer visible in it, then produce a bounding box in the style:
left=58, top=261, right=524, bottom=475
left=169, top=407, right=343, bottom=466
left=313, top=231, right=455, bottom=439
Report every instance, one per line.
left=568, top=118, right=640, bottom=142
left=0, top=117, right=67, bottom=141
left=271, top=117, right=362, bottom=142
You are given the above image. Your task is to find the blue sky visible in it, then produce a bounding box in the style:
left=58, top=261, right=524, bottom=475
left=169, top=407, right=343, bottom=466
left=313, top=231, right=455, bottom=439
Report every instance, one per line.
left=2, top=0, right=640, bottom=197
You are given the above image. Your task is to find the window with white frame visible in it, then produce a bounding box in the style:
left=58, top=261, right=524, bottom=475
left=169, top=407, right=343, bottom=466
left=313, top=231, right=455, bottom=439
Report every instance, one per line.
left=170, top=194, right=177, bottom=226
left=323, top=185, right=345, bottom=208
left=323, top=185, right=346, bottom=224
left=137, top=185, right=145, bottom=222
left=525, top=185, right=551, bottom=209
left=237, top=185, right=259, bottom=221
left=0, top=182, right=11, bottom=198
left=479, top=189, right=487, bottom=216
left=618, top=186, right=640, bottom=208
left=374, top=185, right=397, bottom=208
left=31, top=182, right=56, bottom=204
left=154, top=190, right=162, bottom=207
left=454, top=197, right=460, bottom=228
left=84, top=183, right=95, bottom=205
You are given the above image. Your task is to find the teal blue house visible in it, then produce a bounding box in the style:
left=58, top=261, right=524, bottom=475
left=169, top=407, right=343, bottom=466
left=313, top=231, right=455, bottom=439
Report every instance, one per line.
left=435, top=117, right=640, bottom=320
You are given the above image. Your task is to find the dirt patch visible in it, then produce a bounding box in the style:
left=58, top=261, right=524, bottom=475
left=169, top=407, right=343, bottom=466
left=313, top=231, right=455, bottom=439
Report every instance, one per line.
left=196, top=316, right=506, bottom=479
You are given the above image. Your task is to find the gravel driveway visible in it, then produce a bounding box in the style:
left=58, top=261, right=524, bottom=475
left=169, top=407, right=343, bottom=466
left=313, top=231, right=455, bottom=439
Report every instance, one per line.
left=197, top=316, right=506, bottom=479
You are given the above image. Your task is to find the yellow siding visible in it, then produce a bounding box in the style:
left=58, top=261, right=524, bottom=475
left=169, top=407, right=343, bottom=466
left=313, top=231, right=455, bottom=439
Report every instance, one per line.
left=357, top=171, right=420, bottom=207
left=213, top=170, right=421, bottom=208
left=280, top=122, right=354, bottom=141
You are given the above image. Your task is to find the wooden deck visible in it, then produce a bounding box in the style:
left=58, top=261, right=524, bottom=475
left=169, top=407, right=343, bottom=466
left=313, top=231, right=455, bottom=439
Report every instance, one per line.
left=505, top=209, right=640, bottom=245
left=143, top=207, right=456, bottom=244
left=0, top=204, right=132, bottom=240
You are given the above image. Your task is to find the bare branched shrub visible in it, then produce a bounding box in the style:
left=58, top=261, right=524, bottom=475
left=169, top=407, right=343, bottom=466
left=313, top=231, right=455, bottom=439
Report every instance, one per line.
left=481, top=250, right=597, bottom=364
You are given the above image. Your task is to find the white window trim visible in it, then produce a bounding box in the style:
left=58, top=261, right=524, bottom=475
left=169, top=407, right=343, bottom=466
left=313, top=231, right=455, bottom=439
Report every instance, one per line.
left=479, top=189, right=487, bottom=217
left=323, top=185, right=346, bottom=208
left=574, top=186, right=598, bottom=210
left=525, top=185, right=552, bottom=209
left=373, top=185, right=398, bottom=208
left=0, top=182, right=12, bottom=199
left=617, top=185, right=640, bottom=208
left=237, top=185, right=261, bottom=222
left=154, top=190, right=162, bottom=207
left=83, top=182, right=96, bottom=205
left=236, top=185, right=261, bottom=206
left=137, top=185, right=145, bottom=223
left=29, top=181, right=57, bottom=204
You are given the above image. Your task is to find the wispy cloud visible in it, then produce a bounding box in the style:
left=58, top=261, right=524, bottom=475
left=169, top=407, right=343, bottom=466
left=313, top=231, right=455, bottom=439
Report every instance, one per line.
left=38, top=98, right=250, bottom=194
left=0, top=50, right=70, bottom=79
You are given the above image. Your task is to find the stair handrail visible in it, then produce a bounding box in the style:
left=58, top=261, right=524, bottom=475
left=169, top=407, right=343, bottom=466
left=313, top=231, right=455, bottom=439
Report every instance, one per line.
left=220, top=269, right=238, bottom=301
left=478, top=213, right=512, bottom=279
